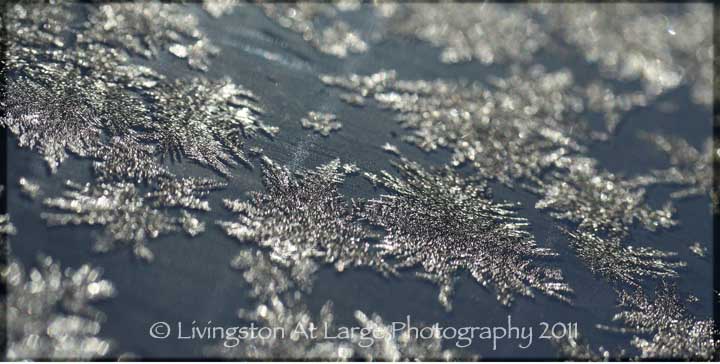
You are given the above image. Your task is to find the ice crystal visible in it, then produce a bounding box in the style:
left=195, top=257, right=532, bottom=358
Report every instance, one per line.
left=81, top=4, right=219, bottom=71
left=381, top=143, right=400, bottom=156
left=641, top=133, right=714, bottom=204
left=18, top=177, right=41, bottom=200
left=534, top=163, right=676, bottom=237
left=90, top=136, right=173, bottom=184
left=218, top=156, right=390, bottom=273
left=0, top=214, right=17, bottom=238
left=553, top=334, right=613, bottom=361
left=210, top=297, right=354, bottom=360
left=562, top=228, right=685, bottom=286
left=1, top=72, right=149, bottom=173
left=230, top=249, right=318, bottom=301
left=689, top=242, right=708, bottom=258
left=41, top=180, right=210, bottom=262
left=145, top=77, right=277, bottom=175
left=535, top=3, right=713, bottom=105
left=203, top=0, right=240, bottom=18
left=598, top=282, right=717, bottom=360
left=5, top=3, right=165, bottom=91
left=3, top=256, right=116, bottom=360
left=350, top=311, right=460, bottom=361
left=300, top=111, right=342, bottom=136
left=208, top=250, right=458, bottom=361
left=360, top=157, right=572, bottom=310
left=386, top=3, right=548, bottom=65
left=5, top=3, right=277, bottom=178
left=321, top=67, right=644, bottom=186
left=4, top=3, right=74, bottom=72
left=259, top=3, right=368, bottom=58
left=1, top=186, right=18, bottom=237
left=145, top=177, right=227, bottom=211
left=178, top=210, right=206, bottom=237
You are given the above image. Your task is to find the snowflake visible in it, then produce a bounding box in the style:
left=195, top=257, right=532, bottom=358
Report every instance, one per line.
left=19, top=177, right=41, bottom=200
left=203, top=0, right=240, bottom=18
left=688, top=242, right=708, bottom=258
left=0, top=213, right=17, bottom=237
left=90, top=136, right=174, bottom=184
left=350, top=311, right=463, bottom=361
left=41, top=180, right=210, bottom=262
left=381, top=143, right=400, bottom=156
left=597, top=282, right=717, bottom=360
left=1, top=186, right=18, bottom=237
left=562, top=228, right=685, bottom=286
left=145, top=176, right=226, bottom=211
left=207, top=249, right=459, bottom=361
left=384, top=3, right=548, bottom=65
left=260, top=3, right=368, bottom=58
left=4, top=3, right=74, bottom=73
left=145, top=77, right=278, bottom=176
left=640, top=133, right=715, bottom=207
left=217, top=156, right=390, bottom=274
left=1, top=71, right=148, bottom=173
left=533, top=162, right=676, bottom=237
left=321, top=67, right=643, bottom=186
left=300, top=111, right=342, bottom=136
left=535, top=3, right=713, bottom=105
left=230, top=249, right=318, bottom=302
left=552, top=334, right=615, bottom=361
left=80, top=3, right=219, bottom=71
left=3, top=255, right=116, bottom=360
left=5, top=3, right=165, bottom=91
left=360, top=157, right=572, bottom=310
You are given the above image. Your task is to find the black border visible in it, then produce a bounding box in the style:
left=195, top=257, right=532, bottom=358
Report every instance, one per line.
left=712, top=0, right=719, bottom=361
left=1, top=0, right=10, bottom=358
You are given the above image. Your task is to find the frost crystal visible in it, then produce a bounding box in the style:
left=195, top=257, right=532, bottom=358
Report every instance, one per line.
left=4, top=4, right=74, bottom=72
left=5, top=3, right=164, bottom=90
left=90, top=137, right=173, bottom=184
left=381, top=143, right=400, bottom=156
left=0, top=213, right=17, bottom=237
left=378, top=3, right=712, bottom=105
left=688, top=242, right=708, bottom=258
left=3, top=256, right=116, bottom=360
left=321, top=67, right=642, bottom=186
left=361, top=157, right=572, bottom=310
left=145, top=177, right=227, bottom=211
left=1, top=186, right=18, bottom=237
left=145, top=77, right=277, bottom=175
left=260, top=3, right=368, bottom=58
left=350, top=311, right=460, bottom=361
left=562, top=229, right=685, bottom=286
left=300, top=111, right=342, bottom=136
left=203, top=0, right=240, bottom=18
left=218, top=157, right=390, bottom=273
left=1, top=73, right=148, bottom=173
left=553, top=334, right=613, bottom=361
left=534, top=163, right=676, bottom=237
left=19, top=177, right=41, bottom=200
left=41, top=180, right=210, bottom=262
left=536, top=3, right=713, bottom=105
left=386, top=3, right=548, bottom=65
left=230, top=249, right=318, bottom=301
left=598, top=282, right=717, bottom=360
left=208, top=249, right=458, bottom=361
left=81, top=4, right=219, bottom=71
left=641, top=134, right=715, bottom=206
